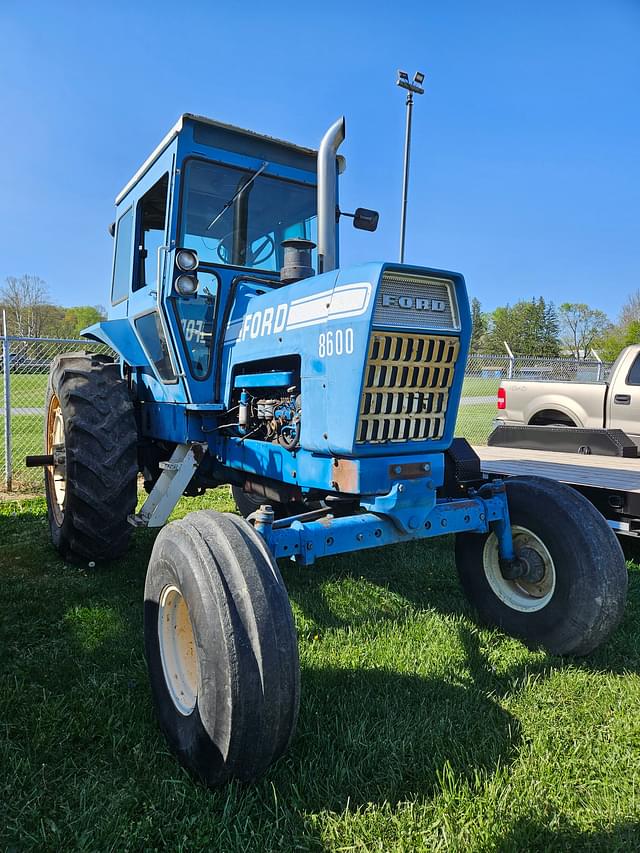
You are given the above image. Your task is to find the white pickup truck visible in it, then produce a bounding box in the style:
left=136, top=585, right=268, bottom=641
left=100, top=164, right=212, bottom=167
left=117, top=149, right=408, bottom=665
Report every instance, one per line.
left=495, top=344, right=640, bottom=443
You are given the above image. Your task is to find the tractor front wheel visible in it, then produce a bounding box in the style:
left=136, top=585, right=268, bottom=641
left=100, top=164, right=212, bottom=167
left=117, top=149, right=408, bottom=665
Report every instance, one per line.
left=455, top=476, right=628, bottom=656
left=44, top=352, right=138, bottom=562
left=143, top=509, right=300, bottom=786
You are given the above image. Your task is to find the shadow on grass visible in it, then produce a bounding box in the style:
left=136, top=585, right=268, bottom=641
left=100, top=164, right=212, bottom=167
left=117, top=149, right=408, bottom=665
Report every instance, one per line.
left=281, top=534, right=640, bottom=677
left=495, top=814, right=640, bottom=853
left=290, top=660, right=520, bottom=811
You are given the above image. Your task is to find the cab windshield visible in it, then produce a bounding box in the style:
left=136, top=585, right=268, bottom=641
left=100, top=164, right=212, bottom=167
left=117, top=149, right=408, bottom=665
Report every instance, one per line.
left=180, top=159, right=317, bottom=273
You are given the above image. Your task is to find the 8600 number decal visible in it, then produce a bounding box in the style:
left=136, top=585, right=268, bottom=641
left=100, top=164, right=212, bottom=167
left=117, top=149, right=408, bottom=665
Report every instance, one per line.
left=318, top=328, right=354, bottom=358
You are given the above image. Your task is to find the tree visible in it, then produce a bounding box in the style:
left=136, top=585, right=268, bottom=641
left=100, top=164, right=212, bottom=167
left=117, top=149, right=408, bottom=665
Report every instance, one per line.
left=0, top=274, right=50, bottom=337
left=470, top=297, right=487, bottom=353
left=481, top=297, right=561, bottom=356
left=558, top=303, right=611, bottom=359
left=62, top=305, right=107, bottom=337
left=620, top=290, right=640, bottom=328
left=598, top=319, right=640, bottom=362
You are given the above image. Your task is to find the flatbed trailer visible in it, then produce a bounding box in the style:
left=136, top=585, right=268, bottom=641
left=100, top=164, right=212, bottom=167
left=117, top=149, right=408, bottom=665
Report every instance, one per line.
left=475, top=445, right=640, bottom=537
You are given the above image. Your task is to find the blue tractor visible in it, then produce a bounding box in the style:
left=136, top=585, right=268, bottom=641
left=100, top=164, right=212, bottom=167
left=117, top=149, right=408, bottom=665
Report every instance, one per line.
left=40, top=114, right=627, bottom=785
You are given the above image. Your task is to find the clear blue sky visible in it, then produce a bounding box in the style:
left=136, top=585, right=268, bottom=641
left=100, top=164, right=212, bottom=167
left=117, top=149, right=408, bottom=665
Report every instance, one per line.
left=0, top=0, right=638, bottom=319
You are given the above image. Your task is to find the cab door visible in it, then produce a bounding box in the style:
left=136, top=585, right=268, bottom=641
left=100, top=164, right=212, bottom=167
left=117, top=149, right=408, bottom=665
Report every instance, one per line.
left=128, top=163, right=188, bottom=401
left=607, top=348, right=640, bottom=442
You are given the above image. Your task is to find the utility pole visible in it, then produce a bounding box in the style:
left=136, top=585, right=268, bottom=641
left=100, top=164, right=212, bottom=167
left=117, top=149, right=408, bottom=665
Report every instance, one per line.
left=396, top=70, right=425, bottom=263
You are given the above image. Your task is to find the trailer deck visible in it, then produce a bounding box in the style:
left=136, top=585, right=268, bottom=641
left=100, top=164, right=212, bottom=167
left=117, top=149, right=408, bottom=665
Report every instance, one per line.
left=474, top=444, right=640, bottom=534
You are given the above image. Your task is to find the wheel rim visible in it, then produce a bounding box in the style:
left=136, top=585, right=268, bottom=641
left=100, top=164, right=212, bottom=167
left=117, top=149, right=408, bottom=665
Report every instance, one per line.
left=483, top=525, right=556, bottom=613
left=158, top=584, right=198, bottom=715
left=46, top=393, right=66, bottom=525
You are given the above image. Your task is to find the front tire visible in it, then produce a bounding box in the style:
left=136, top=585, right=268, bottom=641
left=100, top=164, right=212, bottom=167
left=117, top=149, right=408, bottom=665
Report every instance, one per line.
left=44, top=352, right=138, bottom=562
left=143, top=510, right=300, bottom=786
left=455, top=476, right=628, bottom=655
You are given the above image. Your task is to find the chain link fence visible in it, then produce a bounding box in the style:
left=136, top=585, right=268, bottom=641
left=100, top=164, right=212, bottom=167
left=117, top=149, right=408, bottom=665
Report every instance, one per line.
left=1, top=336, right=112, bottom=492
left=0, top=335, right=613, bottom=494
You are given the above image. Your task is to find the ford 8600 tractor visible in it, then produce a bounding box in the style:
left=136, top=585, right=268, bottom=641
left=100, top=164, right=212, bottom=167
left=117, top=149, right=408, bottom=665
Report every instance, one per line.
left=36, top=113, right=627, bottom=786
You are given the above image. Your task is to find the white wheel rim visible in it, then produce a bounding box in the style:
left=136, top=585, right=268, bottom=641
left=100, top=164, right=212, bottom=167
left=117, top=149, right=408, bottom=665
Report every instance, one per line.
left=46, top=394, right=66, bottom=524
left=483, top=525, right=556, bottom=613
left=158, top=584, right=198, bottom=715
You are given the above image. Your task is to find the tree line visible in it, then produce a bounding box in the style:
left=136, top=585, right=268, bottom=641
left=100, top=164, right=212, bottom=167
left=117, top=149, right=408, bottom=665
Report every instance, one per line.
left=471, top=292, right=640, bottom=361
left=2, top=273, right=639, bottom=362
left=0, top=275, right=105, bottom=339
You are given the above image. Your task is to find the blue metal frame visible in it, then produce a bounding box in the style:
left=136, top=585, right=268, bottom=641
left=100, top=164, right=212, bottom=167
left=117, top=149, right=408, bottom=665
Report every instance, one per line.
left=253, top=479, right=515, bottom=567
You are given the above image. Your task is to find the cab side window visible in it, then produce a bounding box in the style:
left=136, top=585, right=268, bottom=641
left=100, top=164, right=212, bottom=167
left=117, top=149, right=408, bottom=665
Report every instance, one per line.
left=626, top=354, right=640, bottom=386
left=111, top=206, right=134, bottom=305
left=134, top=174, right=169, bottom=291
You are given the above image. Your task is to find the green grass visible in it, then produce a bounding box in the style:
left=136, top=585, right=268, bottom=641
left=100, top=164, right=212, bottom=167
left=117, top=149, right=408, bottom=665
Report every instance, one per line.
left=8, top=372, right=48, bottom=404
left=461, top=376, right=501, bottom=398
left=1, top=491, right=639, bottom=851
left=455, top=403, right=498, bottom=446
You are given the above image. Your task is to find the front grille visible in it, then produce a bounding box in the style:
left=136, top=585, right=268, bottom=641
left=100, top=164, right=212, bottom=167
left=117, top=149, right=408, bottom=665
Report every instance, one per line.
left=373, top=271, right=459, bottom=331
left=356, top=332, right=459, bottom=444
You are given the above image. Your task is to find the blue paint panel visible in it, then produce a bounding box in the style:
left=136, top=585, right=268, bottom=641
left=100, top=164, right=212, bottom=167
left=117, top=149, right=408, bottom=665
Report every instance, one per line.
left=233, top=371, right=295, bottom=389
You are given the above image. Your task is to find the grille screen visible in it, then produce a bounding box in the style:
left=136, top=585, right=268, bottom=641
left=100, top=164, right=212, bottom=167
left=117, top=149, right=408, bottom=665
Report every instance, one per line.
left=356, top=332, right=459, bottom=444
left=373, top=271, right=459, bottom=331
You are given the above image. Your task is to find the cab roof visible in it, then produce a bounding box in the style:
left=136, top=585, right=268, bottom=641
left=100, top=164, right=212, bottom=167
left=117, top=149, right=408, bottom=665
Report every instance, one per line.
left=115, top=113, right=318, bottom=205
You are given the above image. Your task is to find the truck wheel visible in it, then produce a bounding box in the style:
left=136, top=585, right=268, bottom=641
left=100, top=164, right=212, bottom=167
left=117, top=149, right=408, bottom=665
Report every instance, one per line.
left=143, top=509, right=300, bottom=786
left=231, top=484, right=308, bottom=520
left=44, top=352, right=138, bottom=562
left=455, top=476, right=627, bottom=656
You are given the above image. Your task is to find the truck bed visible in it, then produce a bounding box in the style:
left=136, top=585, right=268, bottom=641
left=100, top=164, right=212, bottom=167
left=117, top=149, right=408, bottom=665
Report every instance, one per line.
left=474, top=445, right=640, bottom=494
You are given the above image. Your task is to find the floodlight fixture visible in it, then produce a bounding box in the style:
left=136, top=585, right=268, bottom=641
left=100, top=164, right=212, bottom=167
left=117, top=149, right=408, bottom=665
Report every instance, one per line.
left=396, top=69, right=427, bottom=262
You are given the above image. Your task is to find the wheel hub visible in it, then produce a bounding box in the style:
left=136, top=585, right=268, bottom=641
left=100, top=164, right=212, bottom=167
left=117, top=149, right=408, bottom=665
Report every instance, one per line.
left=483, top=525, right=556, bottom=613
left=158, top=584, right=198, bottom=716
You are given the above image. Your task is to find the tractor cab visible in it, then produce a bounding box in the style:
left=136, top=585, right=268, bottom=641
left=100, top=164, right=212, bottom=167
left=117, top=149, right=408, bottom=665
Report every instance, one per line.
left=87, top=114, right=355, bottom=408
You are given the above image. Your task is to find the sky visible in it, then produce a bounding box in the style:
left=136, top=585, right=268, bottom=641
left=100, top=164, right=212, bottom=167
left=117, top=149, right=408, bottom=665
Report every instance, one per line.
left=0, top=0, right=638, bottom=320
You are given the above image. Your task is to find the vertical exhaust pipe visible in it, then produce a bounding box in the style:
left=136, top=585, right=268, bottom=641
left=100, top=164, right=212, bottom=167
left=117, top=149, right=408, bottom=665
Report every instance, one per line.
left=317, top=116, right=345, bottom=274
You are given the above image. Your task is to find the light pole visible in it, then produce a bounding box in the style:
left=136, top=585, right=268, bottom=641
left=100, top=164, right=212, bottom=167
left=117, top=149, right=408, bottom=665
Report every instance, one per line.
left=397, top=70, right=425, bottom=263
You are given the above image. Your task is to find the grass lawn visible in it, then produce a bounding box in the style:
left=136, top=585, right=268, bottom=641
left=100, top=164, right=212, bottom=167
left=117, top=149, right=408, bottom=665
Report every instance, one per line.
left=460, top=376, right=501, bottom=398
left=1, top=490, right=639, bottom=851
left=455, top=403, right=497, bottom=446
left=8, top=372, right=48, bottom=405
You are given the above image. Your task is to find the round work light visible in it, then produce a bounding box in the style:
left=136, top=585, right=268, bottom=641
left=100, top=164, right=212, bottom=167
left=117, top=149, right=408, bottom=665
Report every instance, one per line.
left=176, top=249, right=199, bottom=272
left=175, top=274, right=199, bottom=296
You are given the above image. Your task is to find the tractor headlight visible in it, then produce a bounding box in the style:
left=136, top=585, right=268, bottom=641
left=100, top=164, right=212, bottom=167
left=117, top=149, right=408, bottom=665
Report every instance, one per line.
left=176, top=249, right=199, bottom=272
left=175, top=274, right=199, bottom=296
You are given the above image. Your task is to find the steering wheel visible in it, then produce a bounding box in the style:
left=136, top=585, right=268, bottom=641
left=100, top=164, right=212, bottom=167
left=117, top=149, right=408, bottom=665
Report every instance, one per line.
left=216, top=233, right=276, bottom=267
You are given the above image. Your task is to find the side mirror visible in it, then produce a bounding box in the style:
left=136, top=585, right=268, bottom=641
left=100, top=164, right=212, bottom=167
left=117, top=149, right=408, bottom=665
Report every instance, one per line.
left=108, top=221, right=116, bottom=238
left=353, top=208, right=379, bottom=232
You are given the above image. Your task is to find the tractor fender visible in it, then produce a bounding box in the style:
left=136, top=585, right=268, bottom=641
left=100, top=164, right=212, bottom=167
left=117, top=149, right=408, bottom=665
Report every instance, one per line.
left=82, top=319, right=150, bottom=368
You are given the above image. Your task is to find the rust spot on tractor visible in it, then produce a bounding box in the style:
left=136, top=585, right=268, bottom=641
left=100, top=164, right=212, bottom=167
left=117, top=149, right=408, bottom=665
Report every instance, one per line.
left=331, top=458, right=360, bottom=493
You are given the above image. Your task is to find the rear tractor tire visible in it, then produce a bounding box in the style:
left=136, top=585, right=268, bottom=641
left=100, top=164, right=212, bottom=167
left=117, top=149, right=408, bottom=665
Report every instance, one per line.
left=455, top=476, right=628, bottom=656
left=143, top=509, right=300, bottom=786
left=44, top=352, right=138, bottom=562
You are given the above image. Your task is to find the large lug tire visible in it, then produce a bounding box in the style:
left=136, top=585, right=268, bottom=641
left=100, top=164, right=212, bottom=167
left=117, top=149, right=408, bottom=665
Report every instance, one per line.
left=455, top=476, right=628, bottom=656
left=44, top=352, right=138, bottom=562
left=143, top=509, right=300, bottom=786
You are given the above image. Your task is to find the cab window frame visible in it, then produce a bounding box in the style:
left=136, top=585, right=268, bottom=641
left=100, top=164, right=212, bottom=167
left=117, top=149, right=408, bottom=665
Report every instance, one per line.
left=176, top=155, right=318, bottom=276
left=110, top=205, right=134, bottom=306
left=132, top=172, right=170, bottom=293
left=171, top=269, right=222, bottom=382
